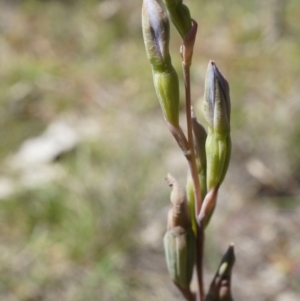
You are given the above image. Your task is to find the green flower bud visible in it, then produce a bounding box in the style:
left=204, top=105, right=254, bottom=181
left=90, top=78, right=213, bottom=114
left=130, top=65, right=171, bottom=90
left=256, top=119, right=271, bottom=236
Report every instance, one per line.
left=162, top=0, right=192, bottom=38
left=203, top=61, right=231, bottom=191
left=153, top=67, right=180, bottom=127
left=164, top=226, right=195, bottom=289
left=204, top=61, right=230, bottom=136
left=142, top=0, right=180, bottom=127
left=206, top=134, right=231, bottom=191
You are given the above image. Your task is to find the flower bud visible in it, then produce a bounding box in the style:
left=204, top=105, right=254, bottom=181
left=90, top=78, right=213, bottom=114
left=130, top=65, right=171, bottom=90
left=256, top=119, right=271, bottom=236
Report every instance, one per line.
left=206, top=134, right=231, bottom=191
left=164, top=174, right=195, bottom=289
left=164, top=226, right=195, bottom=289
left=204, top=61, right=230, bottom=136
left=205, top=245, right=235, bottom=301
left=142, top=0, right=180, bottom=127
left=153, top=67, right=180, bottom=127
left=162, top=0, right=192, bottom=38
left=203, top=61, right=231, bottom=191
left=142, top=0, right=171, bottom=70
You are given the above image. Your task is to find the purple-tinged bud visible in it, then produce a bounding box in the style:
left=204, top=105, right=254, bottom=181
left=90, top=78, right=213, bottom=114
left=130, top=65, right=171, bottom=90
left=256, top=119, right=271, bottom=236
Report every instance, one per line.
left=204, top=61, right=230, bottom=136
left=204, top=61, right=231, bottom=192
left=142, top=0, right=171, bottom=71
left=142, top=0, right=180, bottom=128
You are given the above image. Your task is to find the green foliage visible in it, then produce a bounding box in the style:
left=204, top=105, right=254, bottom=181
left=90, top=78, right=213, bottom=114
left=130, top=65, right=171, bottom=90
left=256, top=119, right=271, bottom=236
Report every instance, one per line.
left=0, top=137, right=153, bottom=299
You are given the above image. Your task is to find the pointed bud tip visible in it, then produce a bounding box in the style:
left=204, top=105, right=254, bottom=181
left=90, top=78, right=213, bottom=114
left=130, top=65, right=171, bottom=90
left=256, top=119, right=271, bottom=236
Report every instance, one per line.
left=227, top=243, right=235, bottom=256
left=221, top=244, right=236, bottom=273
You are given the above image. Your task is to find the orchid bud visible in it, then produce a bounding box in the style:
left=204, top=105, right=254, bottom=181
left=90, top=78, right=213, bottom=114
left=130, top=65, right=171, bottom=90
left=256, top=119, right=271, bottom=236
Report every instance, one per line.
left=164, top=226, right=195, bottom=289
left=164, top=174, right=195, bottom=289
left=204, top=61, right=230, bottom=136
left=142, top=0, right=180, bottom=127
left=205, top=245, right=235, bottom=301
left=142, top=0, right=170, bottom=70
left=203, top=61, right=231, bottom=191
left=153, top=69, right=180, bottom=127
left=206, top=134, right=231, bottom=191
left=162, top=0, right=192, bottom=38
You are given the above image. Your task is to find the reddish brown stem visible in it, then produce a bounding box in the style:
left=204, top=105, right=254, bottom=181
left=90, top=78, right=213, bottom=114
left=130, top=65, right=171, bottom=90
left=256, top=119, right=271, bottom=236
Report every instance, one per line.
left=176, top=285, right=196, bottom=301
left=182, top=63, right=204, bottom=301
left=180, top=20, right=204, bottom=301
left=182, top=65, right=202, bottom=216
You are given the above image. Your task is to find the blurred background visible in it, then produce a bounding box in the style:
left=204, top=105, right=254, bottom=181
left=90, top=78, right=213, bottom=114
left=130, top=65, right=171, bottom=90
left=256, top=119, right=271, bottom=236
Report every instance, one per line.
left=0, top=0, right=299, bottom=300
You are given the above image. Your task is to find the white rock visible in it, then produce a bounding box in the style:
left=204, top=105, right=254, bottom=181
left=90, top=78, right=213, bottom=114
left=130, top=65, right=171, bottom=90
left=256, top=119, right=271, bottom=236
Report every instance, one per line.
left=9, top=121, right=79, bottom=169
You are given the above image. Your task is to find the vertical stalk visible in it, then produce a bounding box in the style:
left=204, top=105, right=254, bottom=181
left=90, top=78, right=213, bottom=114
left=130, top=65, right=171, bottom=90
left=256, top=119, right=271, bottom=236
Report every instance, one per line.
left=196, top=224, right=204, bottom=301
left=182, top=63, right=204, bottom=301
left=182, top=65, right=202, bottom=216
left=176, top=285, right=196, bottom=301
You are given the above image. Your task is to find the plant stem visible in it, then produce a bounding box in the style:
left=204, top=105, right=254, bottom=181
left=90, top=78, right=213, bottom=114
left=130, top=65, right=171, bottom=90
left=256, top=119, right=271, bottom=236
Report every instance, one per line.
left=196, top=224, right=205, bottom=301
left=176, top=285, right=196, bottom=301
left=182, top=65, right=202, bottom=216
left=182, top=63, right=204, bottom=301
